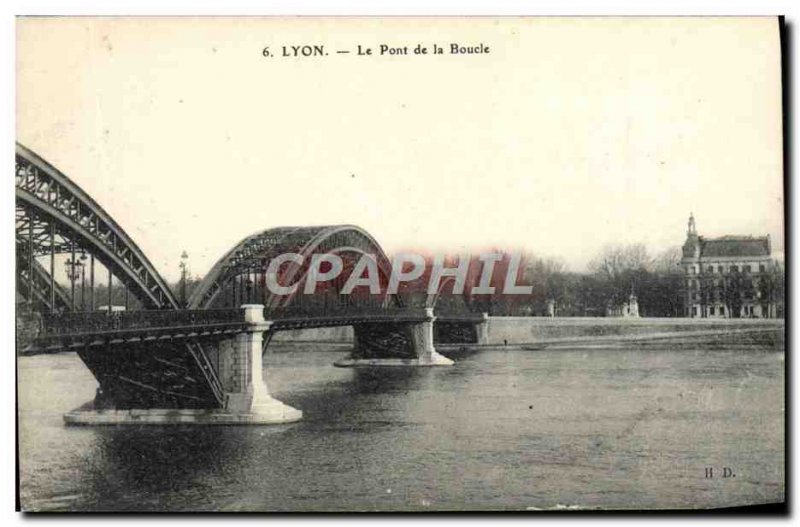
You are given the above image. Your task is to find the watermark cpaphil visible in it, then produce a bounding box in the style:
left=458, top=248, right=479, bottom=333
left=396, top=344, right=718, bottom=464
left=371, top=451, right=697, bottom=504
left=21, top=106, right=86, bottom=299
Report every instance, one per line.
left=259, top=250, right=535, bottom=299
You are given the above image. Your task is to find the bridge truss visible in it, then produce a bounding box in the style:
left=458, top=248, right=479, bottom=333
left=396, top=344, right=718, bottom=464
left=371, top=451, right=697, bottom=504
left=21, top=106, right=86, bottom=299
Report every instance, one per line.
left=188, top=224, right=405, bottom=315
left=15, top=143, right=180, bottom=311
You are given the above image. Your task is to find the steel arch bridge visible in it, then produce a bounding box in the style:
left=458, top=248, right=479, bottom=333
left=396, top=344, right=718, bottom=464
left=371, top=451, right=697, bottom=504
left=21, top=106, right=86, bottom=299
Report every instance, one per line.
left=188, top=224, right=402, bottom=313
left=16, top=143, right=487, bottom=411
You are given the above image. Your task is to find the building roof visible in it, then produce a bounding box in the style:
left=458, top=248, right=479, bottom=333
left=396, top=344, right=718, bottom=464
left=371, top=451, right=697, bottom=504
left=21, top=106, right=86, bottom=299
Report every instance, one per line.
left=699, top=235, right=771, bottom=258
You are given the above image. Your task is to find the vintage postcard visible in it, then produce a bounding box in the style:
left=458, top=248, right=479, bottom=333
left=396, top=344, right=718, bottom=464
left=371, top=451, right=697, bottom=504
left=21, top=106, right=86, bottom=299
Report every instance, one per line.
left=15, top=16, right=785, bottom=512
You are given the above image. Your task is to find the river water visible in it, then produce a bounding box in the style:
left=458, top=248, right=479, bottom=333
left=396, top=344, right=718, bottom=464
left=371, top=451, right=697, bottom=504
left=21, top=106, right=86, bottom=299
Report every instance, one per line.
left=18, top=336, right=784, bottom=511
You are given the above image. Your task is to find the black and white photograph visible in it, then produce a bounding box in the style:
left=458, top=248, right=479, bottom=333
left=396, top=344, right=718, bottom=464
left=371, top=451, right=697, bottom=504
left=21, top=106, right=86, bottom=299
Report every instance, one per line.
left=13, top=15, right=787, bottom=513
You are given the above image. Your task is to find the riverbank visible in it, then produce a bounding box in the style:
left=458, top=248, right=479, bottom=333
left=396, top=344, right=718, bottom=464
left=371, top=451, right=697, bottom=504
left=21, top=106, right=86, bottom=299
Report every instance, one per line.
left=270, top=316, right=785, bottom=347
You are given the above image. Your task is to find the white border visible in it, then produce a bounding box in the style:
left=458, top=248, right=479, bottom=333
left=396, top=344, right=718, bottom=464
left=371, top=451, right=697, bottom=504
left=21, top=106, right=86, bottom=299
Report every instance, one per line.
left=2, top=1, right=796, bottom=525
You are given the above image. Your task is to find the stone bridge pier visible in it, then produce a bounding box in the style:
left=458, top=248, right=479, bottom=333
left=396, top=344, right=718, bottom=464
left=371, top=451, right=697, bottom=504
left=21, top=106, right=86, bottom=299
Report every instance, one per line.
left=477, top=313, right=490, bottom=345
left=215, top=305, right=302, bottom=424
left=334, top=308, right=454, bottom=367
left=64, top=304, right=303, bottom=425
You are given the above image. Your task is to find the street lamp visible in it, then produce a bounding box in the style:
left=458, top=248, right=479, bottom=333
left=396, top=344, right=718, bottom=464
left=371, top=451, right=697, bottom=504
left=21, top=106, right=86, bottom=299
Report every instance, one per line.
left=64, top=253, right=85, bottom=310
left=79, top=252, right=88, bottom=310
left=179, top=251, right=189, bottom=308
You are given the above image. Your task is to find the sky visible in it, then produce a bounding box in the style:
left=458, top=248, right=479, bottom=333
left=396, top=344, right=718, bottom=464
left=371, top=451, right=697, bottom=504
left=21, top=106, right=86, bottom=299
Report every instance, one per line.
left=17, top=17, right=784, bottom=282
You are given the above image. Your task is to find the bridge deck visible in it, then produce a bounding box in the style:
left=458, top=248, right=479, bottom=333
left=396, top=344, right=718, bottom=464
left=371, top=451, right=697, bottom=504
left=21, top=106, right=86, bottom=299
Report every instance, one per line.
left=23, top=307, right=485, bottom=354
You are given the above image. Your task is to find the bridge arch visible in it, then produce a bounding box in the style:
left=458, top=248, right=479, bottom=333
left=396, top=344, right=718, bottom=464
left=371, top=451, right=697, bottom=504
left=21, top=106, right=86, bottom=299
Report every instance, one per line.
left=189, top=225, right=401, bottom=311
left=16, top=241, right=71, bottom=312
left=426, top=275, right=453, bottom=309
left=15, top=143, right=179, bottom=310
left=425, top=274, right=483, bottom=312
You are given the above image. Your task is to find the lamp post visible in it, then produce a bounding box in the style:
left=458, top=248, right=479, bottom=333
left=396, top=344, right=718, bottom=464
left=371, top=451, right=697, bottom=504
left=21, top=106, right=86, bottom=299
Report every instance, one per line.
left=79, top=252, right=87, bottom=310
left=179, top=251, right=189, bottom=308
left=64, top=252, right=85, bottom=311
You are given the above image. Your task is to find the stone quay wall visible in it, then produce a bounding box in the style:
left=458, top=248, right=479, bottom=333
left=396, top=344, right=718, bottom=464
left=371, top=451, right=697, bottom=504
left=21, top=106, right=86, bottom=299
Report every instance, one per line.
left=266, top=316, right=784, bottom=346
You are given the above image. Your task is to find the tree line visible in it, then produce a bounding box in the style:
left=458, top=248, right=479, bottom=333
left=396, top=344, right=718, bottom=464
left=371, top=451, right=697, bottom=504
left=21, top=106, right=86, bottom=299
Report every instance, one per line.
left=46, top=243, right=783, bottom=319
left=469, top=243, right=784, bottom=318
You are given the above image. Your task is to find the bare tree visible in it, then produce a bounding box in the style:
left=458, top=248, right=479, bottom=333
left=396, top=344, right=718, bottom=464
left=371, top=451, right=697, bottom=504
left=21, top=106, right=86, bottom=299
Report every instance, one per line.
left=589, top=243, right=653, bottom=280
left=653, top=246, right=683, bottom=274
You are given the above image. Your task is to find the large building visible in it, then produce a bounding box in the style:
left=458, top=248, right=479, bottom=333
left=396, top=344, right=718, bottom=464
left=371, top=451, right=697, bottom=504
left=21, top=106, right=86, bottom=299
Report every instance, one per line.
left=681, top=213, right=777, bottom=318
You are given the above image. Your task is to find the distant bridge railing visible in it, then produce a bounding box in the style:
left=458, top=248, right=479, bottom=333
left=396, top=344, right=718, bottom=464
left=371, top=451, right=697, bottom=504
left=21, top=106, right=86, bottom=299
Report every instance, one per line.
left=265, top=305, right=484, bottom=330
left=434, top=312, right=487, bottom=323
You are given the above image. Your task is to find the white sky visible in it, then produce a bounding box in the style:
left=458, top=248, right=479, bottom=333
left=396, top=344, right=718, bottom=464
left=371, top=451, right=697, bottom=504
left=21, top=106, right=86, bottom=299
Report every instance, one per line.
left=17, top=17, right=784, bottom=282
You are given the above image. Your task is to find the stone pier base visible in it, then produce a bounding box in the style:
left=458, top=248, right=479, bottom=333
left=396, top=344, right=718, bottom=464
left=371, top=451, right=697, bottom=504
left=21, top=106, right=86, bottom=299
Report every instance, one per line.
left=333, top=350, right=453, bottom=368
left=63, top=400, right=302, bottom=426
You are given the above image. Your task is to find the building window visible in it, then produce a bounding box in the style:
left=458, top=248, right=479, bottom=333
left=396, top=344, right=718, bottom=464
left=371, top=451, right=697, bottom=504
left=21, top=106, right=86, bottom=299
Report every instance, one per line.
left=709, top=306, right=715, bottom=315
left=731, top=265, right=738, bottom=272
left=759, top=264, right=766, bottom=272
left=708, top=266, right=714, bottom=274
left=719, top=265, right=724, bottom=273
left=692, top=307, right=698, bottom=316
left=719, top=306, right=725, bottom=315
left=744, top=265, right=751, bottom=273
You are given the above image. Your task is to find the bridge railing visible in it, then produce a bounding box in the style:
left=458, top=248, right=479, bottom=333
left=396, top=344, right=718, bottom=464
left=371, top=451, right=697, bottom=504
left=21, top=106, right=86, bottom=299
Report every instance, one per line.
left=265, top=304, right=418, bottom=320
left=34, top=304, right=485, bottom=340
left=38, top=309, right=246, bottom=338
left=434, top=311, right=488, bottom=322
